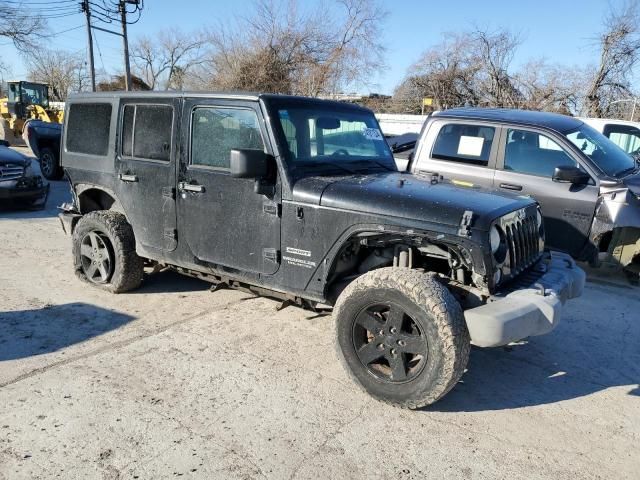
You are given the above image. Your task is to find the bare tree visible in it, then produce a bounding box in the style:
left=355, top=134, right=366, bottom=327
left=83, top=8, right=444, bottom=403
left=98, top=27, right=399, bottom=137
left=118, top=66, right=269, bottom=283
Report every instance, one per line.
left=193, top=0, right=387, bottom=95
left=0, top=2, right=46, bottom=51
left=392, top=27, right=585, bottom=115
left=585, top=0, right=640, bottom=117
left=24, top=49, right=88, bottom=101
left=513, top=60, right=586, bottom=113
left=131, top=28, right=206, bottom=90
left=98, top=75, right=151, bottom=92
left=471, top=28, right=521, bottom=107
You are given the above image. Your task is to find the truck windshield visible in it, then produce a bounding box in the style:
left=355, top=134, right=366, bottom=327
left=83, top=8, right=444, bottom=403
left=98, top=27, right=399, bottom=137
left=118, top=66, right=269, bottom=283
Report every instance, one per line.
left=565, top=123, right=637, bottom=177
left=274, top=105, right=395, bottom=173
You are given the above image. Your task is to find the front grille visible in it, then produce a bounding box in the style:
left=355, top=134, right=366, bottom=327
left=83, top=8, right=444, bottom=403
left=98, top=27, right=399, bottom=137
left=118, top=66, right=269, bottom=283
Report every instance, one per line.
left=0, top=164, right=24, bottom=181
left=500, top=209, right=542, bottom=277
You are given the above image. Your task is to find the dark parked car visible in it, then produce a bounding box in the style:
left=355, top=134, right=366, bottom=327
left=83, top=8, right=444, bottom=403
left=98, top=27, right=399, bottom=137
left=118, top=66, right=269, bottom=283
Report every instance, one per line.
left=58, top=93, right=583, bottom=408
left=0, top=139, right=48, bottom=208
left=409, top=108, right=640, bottom=280
left=23, top=119, right=63, bottom=180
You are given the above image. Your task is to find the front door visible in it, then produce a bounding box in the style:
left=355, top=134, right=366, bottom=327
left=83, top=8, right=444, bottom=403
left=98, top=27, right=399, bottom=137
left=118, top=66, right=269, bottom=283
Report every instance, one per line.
left=115, top=99, right=179, bottom=254
left=177, top=98, right=281, bottom=275
left=494, top=127, right=599, bottom=257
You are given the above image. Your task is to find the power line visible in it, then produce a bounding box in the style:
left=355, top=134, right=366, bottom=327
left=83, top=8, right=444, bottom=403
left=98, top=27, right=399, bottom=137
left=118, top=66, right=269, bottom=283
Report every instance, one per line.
left=0, top=0, right=77, bottom=5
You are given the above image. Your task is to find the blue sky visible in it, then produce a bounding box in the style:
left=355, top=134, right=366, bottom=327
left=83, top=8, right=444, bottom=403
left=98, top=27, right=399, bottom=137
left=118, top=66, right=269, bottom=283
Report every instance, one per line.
left=0, top=0, right=626, bottom=94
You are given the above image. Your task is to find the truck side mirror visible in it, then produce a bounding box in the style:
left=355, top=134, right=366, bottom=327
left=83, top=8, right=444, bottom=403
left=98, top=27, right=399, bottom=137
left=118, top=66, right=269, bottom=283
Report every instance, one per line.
left=230, top=149, right=270, bottom=179
left=552, top=166, right=591, bottom=185
left=0, top=140, right=9, bottom=147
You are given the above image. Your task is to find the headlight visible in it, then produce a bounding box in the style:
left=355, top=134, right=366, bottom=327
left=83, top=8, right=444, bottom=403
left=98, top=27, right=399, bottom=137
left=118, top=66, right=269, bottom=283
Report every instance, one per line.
left=490, top=225, right=507, bottom=265
left=490, top=225, right=501, bottom=254
left=536, top=208, right=545, bottom=240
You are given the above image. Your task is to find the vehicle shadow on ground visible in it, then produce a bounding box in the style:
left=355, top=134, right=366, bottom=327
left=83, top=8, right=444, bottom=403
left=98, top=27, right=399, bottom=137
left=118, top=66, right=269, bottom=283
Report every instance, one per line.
left=428, top=298, right=640, bottom=412
left=0, top=302, right=135, bottom=362
left=134, top=269, right=212, bottom=294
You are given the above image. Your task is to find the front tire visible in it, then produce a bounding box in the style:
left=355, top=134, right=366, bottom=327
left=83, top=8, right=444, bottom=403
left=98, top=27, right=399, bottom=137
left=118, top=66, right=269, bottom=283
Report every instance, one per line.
left=72, top=211, right=144, bottom=293
left=39, top=147, right=63, bottom=180
left=334, top=268, right=470, bottom=408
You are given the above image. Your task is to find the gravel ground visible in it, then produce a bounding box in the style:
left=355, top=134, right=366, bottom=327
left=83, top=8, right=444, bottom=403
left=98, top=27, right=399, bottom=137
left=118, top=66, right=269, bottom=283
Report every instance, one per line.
left=1, top=149, right=639, bottom=479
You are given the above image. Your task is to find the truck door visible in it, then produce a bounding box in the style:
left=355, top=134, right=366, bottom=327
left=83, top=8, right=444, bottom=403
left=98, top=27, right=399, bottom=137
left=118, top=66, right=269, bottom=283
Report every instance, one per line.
left=412, top=120, right=498, bottom=189
left=115, top=99, right=179, bottom=255
left=494, top=128, right=599, bottom=257
left=177, top=98, right=281, bottom=275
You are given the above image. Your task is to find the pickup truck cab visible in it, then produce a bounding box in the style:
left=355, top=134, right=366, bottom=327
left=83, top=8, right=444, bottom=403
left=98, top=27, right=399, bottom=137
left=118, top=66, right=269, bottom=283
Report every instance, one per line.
left=410, top=108, right=640, bottom=279
left=58, top=94, right=584, bottom=407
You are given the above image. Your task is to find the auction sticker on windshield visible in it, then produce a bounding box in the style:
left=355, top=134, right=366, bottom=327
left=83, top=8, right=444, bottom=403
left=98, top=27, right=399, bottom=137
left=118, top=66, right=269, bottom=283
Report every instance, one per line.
left=362, top=127, right=384, bottom=141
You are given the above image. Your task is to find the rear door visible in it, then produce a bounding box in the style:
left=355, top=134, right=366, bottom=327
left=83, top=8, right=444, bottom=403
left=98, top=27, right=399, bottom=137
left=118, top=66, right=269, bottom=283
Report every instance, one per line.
left=177, top=98, right=281, bottom=275
left=115, top=99, right=179, bottom=254
left=412, top=119, right=499, bottom=188
left=494, top=127, right=599, bottom=257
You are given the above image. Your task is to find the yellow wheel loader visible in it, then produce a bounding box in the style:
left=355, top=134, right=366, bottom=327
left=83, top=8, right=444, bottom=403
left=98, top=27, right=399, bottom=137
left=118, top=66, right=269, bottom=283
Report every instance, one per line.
left=1, top=81, right=64, bottom=145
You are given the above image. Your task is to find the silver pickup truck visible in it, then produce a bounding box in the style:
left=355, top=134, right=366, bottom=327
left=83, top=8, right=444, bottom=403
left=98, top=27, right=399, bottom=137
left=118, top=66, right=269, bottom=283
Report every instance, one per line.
left=407, top=108, right=640, bottom=281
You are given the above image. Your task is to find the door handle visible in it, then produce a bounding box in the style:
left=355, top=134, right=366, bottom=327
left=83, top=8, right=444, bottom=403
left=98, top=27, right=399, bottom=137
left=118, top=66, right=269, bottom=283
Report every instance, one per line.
left=178, top=182, right=205, bottom=193
left=119, top=173, right=138, bottom=182
left=500, top=183, right=523, bottom=191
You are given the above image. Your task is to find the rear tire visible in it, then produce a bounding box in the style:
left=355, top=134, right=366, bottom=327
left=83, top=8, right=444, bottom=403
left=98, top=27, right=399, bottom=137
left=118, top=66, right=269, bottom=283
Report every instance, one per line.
left=334, top=268, right=470, bottom=408
left=72, top=211, right=144, bottom=293
left=39, top=147, right=63, bottom=180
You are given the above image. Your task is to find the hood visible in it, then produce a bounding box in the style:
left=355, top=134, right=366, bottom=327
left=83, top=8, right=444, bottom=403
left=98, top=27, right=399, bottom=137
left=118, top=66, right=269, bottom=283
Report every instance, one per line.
left=0, top=146, right=30, bottom=168
left=292, top=172, right=534, bottom=231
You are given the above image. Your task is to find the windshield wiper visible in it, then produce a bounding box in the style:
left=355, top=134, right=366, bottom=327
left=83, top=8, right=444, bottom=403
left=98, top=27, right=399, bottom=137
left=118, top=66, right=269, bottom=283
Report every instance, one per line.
left=296, top=162, right=356, bottom=174
left=346, top=159, right=396, bottom=172
left=614, top=165, right=638, bottom=177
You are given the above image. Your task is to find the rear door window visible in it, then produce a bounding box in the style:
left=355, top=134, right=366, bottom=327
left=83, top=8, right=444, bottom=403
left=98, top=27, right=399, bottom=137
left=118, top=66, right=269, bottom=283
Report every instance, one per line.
left=431, top=123, right=495, bottom=166
left=66, top=103, right=112, bottom=156
left=504, top=129, right=576, bottom=177
left=121, top=104, right=173, bottom=161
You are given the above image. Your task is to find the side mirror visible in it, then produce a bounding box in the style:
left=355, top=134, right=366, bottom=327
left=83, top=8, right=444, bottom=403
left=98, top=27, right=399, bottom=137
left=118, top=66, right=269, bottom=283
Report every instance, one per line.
left=230, top=149, right=269, bottom=179
left=552, top=165, right=591, bottom=185
left=0, top=140, right=9, bottom=147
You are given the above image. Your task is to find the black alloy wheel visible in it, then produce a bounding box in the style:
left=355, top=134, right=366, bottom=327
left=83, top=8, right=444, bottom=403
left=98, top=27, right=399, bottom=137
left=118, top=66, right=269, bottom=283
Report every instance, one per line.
left=352, top=302, right=428, bottom=383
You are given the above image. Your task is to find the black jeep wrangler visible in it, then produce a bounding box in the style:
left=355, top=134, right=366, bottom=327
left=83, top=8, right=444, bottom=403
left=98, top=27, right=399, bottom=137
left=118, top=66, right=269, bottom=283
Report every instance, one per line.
left=58, top=93, right=584, bottom=408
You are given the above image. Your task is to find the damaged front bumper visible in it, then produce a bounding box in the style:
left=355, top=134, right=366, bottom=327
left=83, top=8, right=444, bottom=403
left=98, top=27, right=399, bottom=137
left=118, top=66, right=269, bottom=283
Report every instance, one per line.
left=464, top=252, right=585, bottom=347
left=58, top=203, right=82, bottom=235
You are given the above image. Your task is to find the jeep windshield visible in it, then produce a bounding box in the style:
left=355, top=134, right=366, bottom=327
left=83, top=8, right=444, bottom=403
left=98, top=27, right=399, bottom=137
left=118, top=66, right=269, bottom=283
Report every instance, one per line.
left=272, top=103, right=396, bottom=175
left=565, top=123, right=637, bottom=178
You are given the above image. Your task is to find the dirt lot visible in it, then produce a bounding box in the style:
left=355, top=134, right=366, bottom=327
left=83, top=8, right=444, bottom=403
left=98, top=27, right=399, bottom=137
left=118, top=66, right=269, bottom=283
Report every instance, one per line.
left=1, top=150, right=639, bottom=479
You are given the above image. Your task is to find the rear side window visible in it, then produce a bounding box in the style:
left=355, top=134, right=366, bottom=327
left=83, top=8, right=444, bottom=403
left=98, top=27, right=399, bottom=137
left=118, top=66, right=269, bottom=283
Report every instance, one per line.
left=191, top=107, right=264, bottom=169
left=504, top=129, right=576, bottom=177
left=431, top=123, right=495, bottom=166
left=121, top=104, right=173, bottom=161
left=66, top=103, right=112, bottom=156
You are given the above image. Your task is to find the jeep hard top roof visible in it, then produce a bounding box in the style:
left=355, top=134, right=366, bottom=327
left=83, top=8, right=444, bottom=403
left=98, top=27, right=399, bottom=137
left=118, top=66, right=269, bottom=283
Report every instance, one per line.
left=433, top=108, right=583, bottom=133
left=66, top=91, right=371, bottom=113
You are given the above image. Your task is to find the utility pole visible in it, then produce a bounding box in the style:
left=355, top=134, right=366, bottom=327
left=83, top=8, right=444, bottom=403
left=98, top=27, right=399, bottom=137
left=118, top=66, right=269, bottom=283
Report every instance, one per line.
left=81, top=0, right=96, bottom=92
left=119, top=1, right=132, bottom=91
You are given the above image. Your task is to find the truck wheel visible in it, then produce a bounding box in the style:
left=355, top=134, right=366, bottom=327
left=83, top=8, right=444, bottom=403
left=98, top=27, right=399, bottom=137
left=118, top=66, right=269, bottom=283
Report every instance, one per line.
left=72, top=211, right=144, bottom=293
left=334, top=268, right=470, bottom=408
left=39, top=147, right=63, bottom=180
